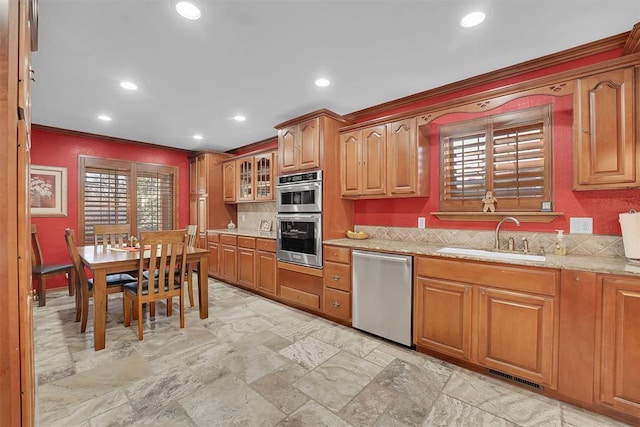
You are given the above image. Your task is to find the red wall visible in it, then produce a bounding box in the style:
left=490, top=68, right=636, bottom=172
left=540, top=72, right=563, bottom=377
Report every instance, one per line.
left=354, top=48, right=640, bottom=235
left=30, top=128, right=191, bottom=289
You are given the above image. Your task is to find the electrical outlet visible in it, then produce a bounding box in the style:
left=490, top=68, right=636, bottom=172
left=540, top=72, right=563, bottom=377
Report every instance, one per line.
left=241, top=214, right=246, bottom=222
left=418, top=217, right=426, bottom=229
left=570, top=217, right=593, bottom=234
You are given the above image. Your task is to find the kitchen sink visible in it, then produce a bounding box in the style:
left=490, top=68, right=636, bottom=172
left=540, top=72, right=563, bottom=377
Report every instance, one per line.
left=436, top=247, right=546, bottom=262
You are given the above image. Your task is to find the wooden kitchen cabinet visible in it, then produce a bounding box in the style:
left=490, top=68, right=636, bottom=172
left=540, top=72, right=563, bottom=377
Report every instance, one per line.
left=223, top=160, right=236, bottom=202
left=278, top=117, right=321, bottom=174
left=220, top=234, right=238, bottom=284
left=598, top=275, right=640, bottom=418
left=477, top=286, right=556, bottom=387
left=223, top=150, right=275, bottom=203
left=340, top=125, right=386, bottom=197
left=237, top=237, right=256, bottom=288
left=207, top=232, right=221, bottom=278
left=188, top=152, right=237, bottom=246
left=323, top=245, right=352, bottom=324
left=413, top=256, right=559, bottom=388
left=574, top=66, right=639, bottom=190
left=414, top=275, right=472, bottom=361
left=339, top=117, right=428, bottom=198
left=256, top=238, right=277, bottom=295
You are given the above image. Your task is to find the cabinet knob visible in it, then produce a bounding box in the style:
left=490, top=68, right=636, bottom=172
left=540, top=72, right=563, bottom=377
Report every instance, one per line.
left=575, top=276, right=582, bottom=282
left=583, top=128, right=589, bottom=133
left=332, top=274, right=340, bottom=281
left=332, top=301, right=341, bottom=308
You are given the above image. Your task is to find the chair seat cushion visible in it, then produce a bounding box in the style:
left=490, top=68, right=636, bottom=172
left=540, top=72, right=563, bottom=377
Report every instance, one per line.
left=32, top=263, right=73, bottom=275
left=88, top=273, right=136, bottom=290
left=123, top=278, right=182, bottom=295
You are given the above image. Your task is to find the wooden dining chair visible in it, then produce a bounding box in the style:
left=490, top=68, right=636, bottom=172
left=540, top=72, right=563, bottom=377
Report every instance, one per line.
left=123, top=229, right=188, bottom=341
left=185, top=224, right=198, bottom=307
left=93, top=223, right=131, bottom=248
left=31, top=224, right=75, bottom=307
left=64, top=228, right=135, bottom=333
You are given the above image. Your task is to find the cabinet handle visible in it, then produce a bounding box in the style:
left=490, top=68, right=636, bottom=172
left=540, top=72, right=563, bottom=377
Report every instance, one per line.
left=575, top=276, right=582, bottom=282
left=332, top=274, right=340, bottom=281
left=583, top=128, right=589, bottom=133
left=332, top=300, right=341, bottom=308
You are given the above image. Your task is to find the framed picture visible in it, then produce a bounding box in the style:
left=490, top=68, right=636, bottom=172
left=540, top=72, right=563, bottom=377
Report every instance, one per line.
left=30, top=165, right=68, bottom=217
left=540, top=201, right=552, bottom=212
left=259, top=219, right=272, bottom=232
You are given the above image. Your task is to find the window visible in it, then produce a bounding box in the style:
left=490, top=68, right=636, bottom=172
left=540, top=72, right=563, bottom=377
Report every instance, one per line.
left=79, top=156, right=178, bottom=244
left=439, top=105, right=552, bottom=212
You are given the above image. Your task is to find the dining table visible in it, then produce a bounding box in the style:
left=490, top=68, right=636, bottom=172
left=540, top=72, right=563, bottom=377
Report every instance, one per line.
left=78, top=244, right=210, bottom=350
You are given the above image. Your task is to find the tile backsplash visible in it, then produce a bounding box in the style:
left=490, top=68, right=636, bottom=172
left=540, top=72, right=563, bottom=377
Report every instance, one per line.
left=354, top=225, right=626, bottom=258
left=237, top=202, right=277, bottom=231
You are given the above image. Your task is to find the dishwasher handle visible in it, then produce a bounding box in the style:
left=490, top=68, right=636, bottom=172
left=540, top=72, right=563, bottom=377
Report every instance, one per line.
left=353, top=251, right=411, bottom=264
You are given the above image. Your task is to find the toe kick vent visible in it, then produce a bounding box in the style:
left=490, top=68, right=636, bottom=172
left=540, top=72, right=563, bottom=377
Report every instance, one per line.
left=487, top=369, right=543, bottom=391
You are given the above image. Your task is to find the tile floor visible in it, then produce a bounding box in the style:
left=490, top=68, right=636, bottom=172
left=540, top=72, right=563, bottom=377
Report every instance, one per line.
left=35, top=278, right=630, bottom=426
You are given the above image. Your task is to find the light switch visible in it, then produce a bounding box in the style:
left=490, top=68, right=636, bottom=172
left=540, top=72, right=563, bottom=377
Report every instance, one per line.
left=418, top=217, right=426, bottom=229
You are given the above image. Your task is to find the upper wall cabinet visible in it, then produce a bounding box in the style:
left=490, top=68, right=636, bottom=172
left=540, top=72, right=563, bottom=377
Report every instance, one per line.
left=573, top=66, right=639, bottom=190
left=278, top=117, right=321, bottom=174
left=339, top=117, right=429, bottom=199
left=223, top=150, right=275, bottom=203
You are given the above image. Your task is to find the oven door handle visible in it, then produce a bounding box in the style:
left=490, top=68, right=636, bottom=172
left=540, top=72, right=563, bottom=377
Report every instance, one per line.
left=275, top=214, right=319, bottom=219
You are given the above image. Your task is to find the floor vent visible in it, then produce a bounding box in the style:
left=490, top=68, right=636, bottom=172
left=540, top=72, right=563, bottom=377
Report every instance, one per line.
left=487, top=369, right=543, bottom=391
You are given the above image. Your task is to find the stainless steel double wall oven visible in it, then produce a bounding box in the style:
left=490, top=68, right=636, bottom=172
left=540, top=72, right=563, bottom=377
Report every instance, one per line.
left=275, top=171, right=323, bottom=268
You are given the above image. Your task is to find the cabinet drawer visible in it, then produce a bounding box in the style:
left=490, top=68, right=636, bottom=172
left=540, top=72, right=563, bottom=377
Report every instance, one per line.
left=416, top=256, right=558, bottom=296
left=256, top=238, right=276, bottom=252
left=280, top=285, right=320, bottom=310
left=324, top=261, right=351, bottom=292
left=324, top=245, right=351, bottom=264
left=324, top=288, right=351, bottom=321
left=238, top=236, right=256, bottom=248
left=207, top=232, right=220, bottom=243
left=221, top=234, right=237, bottom=245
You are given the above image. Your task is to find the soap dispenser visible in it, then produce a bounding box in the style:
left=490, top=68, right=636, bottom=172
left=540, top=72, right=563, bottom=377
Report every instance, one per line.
left=554, top=230, right=567, bottom=255
left=227, top=220, right=236, bottom=231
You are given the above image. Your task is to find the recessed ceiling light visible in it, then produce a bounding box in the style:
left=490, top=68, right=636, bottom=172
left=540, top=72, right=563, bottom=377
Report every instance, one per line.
left=234, top=115, right=246, bottom=122
left=119, top=81, right=138, bottom=91
left=97, top=115, right=112, bottom=121
left=460, top=11, right=485, bottom=27
left=193, top=134, right=203, bottom=140
left=176, top=1, right=201, bottom=20
left=315, top=78, right=330, bottom=87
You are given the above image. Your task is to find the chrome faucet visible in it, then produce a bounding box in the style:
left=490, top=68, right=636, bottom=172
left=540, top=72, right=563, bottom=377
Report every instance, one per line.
left=495, top=216, right=520, bottom=250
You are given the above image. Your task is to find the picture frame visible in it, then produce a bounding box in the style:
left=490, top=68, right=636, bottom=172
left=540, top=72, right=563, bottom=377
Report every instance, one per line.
left=259, top=219, right=272, bottom=232
left=30, top=165, right=68, bottom=217
left=540, top=201, right=552, bottom=212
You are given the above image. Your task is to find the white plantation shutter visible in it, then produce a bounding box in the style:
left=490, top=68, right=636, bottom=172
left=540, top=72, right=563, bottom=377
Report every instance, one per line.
left=440, top=106, right=552, bottom=211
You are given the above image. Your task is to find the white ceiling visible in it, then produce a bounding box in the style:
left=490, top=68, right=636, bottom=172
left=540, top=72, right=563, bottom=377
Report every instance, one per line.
left=32, top=0, right=640, bottom=153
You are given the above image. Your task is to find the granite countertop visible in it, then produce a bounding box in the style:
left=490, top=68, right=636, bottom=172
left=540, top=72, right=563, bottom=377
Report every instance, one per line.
left=323, top=237, right=640, bottom=278
left=208, top=228, right=276, bottom=240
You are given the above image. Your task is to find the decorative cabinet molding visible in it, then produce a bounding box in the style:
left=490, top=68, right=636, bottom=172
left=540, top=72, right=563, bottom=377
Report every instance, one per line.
left=573, top=66, right=638, bottom=190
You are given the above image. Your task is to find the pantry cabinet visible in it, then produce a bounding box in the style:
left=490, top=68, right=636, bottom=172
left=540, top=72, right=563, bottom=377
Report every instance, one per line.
left=573, top=66, right=639, bottom=190
left=339, top=117, right=428, bottom=199
left=413, top=256, right=559, bottom=388
left=188, top=152, right=237, bottom=247
left=598, top=275, right=640, bottom=418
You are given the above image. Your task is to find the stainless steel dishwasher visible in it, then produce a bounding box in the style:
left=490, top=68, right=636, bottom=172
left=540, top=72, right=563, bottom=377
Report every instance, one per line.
left=352, top=250, right=413, bottom=346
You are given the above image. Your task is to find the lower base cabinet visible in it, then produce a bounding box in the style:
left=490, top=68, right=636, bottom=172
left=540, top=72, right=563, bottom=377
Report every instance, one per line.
left=322, top=245, right=352, bottom=324
left=599, top=275, right=640, bottom=418
left=413, top=256, right=559, bottom=389
left=256, top=239, right=276, bottom=295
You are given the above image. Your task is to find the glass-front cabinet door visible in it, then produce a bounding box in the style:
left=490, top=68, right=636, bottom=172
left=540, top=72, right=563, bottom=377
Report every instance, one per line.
left=255, top=152, right=274, bottom=200
left=236, top=158, right=254, bottom=201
